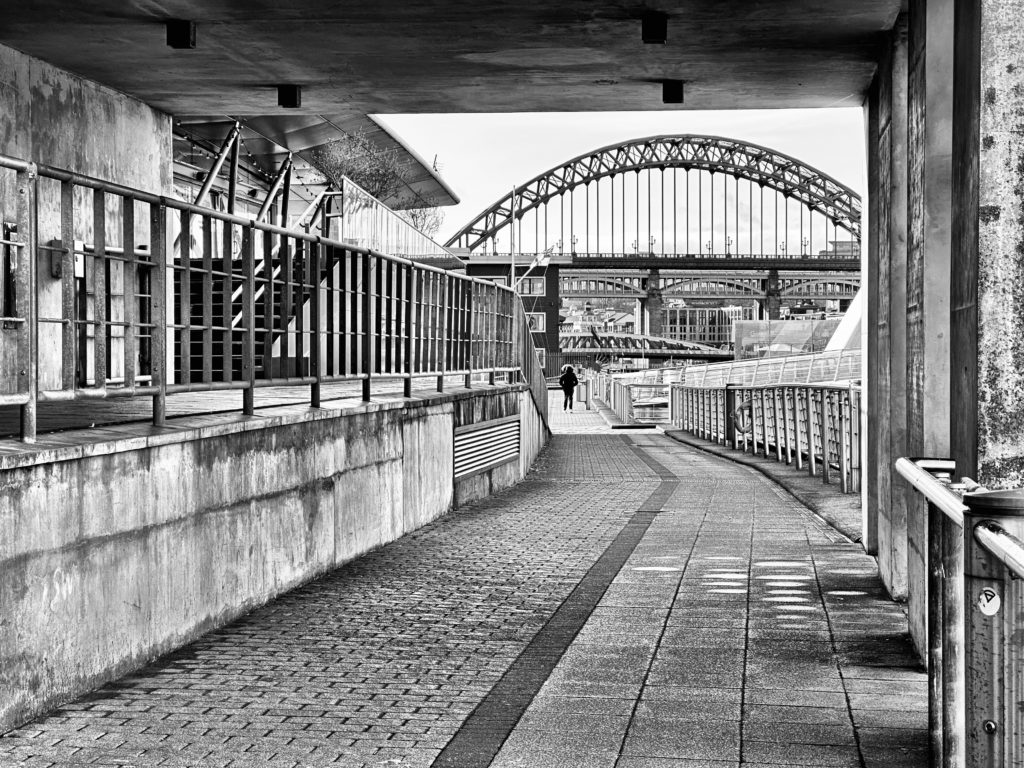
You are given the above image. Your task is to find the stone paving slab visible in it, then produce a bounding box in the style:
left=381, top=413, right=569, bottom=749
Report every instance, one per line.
left=1, top=403, right=926, bottom=767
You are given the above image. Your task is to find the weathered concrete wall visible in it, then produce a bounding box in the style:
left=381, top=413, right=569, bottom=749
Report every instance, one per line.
left=903, top=0, right=955, bottom=660
left=951, top=0, right=1024, bottom=487
left=0, top=42, right=172, bottom=392
left=0, top=384, right=547, bottom=732
left=867, top=15, right=910, bottom=601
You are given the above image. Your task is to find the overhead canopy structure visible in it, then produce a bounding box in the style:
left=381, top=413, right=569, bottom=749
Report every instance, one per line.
left=1, top=2, right=899, bottom=115
left=175, top=114, right=459, bottom=210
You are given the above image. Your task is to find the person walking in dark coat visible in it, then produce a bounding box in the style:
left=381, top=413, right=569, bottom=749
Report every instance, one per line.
left=559, top=364, right=579, bottom=412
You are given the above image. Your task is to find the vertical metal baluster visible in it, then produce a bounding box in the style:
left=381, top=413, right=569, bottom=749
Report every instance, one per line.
left=295, top=240, right=306, bottom=377
left=361, top=252, right=372, bottom=401
left=220, top=221, right=233, bottom=383
left=466, top=281, right=474, bottom=388
left=349, top=252, right=359, bottom=378
left=310, top=241, right=322, bottom=407
left=60, top=179, right=75, bottom=392
left=150, top=202, right=167, bottom=426
left=793, top=388, right=803, bottom=470
left=202, top=217, right=213, bottom=384
left=122, top=197, right=137, bottom=390
left=850, top=384, right=860, bottom=491
left=326, top=243, right=336, bottom=376
left=178, top=208, right=191, bottom=386
left=759, top=388, right=770, bottom=458
left=262, top=230, right=275, bottom=379
left=93, top=189, right=108, bottom=389
left=781, top=386, right=792, bottom=464
left=241, top=225, right=255, bottom=415
left=820, top=389, right=830, bottom=485
left=838, top=391, right=848, bottom=493
left=773, top=388, right=783, bottom=462
left=438, top=273, right=448, bottom=392
left=489, top=285, right=497, bottom=385
left=805, top=387, right=817, bottom=477
left=384, top=260, right=394, bottom=377
left=403, top=264, right=414, bottom=398
left=15, top=166, right=38, bottom=441
left=281, top=234, right=294, bottom=375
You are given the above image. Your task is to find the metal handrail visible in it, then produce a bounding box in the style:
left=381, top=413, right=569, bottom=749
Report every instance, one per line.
left=974, top=521, right=1024, bottom=580
left=894, top=458, right=967, bottom=527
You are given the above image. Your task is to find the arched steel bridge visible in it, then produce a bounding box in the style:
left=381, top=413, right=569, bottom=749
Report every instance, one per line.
left=447, top=134, right=861, bottom=258
left=559, top=332, right=731, bottom=360
left=559, top=270, right=860, bottom=302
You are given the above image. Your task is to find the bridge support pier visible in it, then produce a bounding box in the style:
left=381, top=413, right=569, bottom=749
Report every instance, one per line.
left=764, top=269, right=782, bottom=320
left=637, top=269, right=664, bottom=338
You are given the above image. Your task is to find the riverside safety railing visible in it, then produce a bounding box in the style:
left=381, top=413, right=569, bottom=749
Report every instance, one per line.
left=895, top=458, right=1024, bottom=768
left=0, top=154, right=543, bottom=442
left=670, top=382, right=861, bottom=493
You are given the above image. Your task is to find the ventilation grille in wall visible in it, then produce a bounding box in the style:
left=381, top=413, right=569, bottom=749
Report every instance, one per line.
left=454, top=414, right=520, bottom=479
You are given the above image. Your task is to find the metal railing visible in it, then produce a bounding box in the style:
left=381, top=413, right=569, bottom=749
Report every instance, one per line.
left=334, top=176, right=455, bottom=260
left=669, top=382, right=862, bottom=493
left=895, top=458, right=1024, bottom=768
left=0, top=154, right=545, bottom=442
left=681, top=348, right=861, bottom=387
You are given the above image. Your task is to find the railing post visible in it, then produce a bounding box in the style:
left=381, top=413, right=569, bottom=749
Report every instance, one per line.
left=773, top=388, right=783, bottom=462
left=781, top=387, right=792, bottom=464
left=362, top=252, right=373, bottom=401
left=465, top=281, right=474, bottom=389
left=820, top=389, right=830, bottom=485
left=838, top=392, right=848, bottom=493
left=404, top=264, right=414, bottom=398
left=759, top=388, right=770, bottom=458
left=241, top=224, right=255, bottom=415
left=909, top=459, right=964, bottom=768
left=15, top=164, right=38, bottom=442
left=805, top=386, right=816, bottom=477
left=725, top=384, right=737, bottom=448
left=150, top=202, right=167, bottom=427
left=60, top=180, right=76, bottom=392
left=438, top=274, right=447, bottom=392
left=310, top=240, right=322, bottom=408
left=961, top=489, right=1024, bottom=768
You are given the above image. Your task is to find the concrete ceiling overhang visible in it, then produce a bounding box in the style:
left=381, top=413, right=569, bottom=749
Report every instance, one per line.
left=3, top=1, right=899, bottom=114
left=4, top=1, right=900, bottom=208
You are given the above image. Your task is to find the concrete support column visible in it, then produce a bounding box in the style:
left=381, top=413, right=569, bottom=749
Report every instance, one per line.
left=541, top=265, right=560, bottom=365
left=904, top=0, right=955, bottom=661
left=764, top=270, right=782, bottom=320
left=866, top=13, right=910, bottom=599
left=951, top=0, right=1024, bottom=488
left=644, top=269, right=664, bottom=338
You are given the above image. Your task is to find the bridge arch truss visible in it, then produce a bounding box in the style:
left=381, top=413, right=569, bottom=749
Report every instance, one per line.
left=447, top=135, right=862, bottom=260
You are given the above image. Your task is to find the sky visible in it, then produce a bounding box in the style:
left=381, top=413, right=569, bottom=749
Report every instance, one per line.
left=378, top=109, right=866, bottom=246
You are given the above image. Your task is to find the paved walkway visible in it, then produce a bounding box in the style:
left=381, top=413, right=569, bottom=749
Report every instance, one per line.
left=1, top=402, right=927, bottom=767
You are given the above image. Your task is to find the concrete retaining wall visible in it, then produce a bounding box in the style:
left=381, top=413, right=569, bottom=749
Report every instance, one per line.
left=0, top=384, right=547, bottom=732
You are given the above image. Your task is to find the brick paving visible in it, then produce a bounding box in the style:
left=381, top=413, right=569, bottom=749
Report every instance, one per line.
left=0, top=400, right=927, bottom=767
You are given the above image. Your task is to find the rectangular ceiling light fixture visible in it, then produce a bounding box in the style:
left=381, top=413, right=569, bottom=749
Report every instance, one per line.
left=278, top=85, right=302, bottom=109
left=166, top=19, right=196, bottom=49
left=642, top=11, right=668, bottom=44
left=662, top=79, right=684, bottom=104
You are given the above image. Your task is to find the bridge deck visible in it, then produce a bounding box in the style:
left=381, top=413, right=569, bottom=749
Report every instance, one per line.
left=0, top=405, right=926, bottom=768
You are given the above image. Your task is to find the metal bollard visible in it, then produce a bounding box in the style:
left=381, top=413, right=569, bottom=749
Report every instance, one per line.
left=961, top=488, right=1024, bottom=768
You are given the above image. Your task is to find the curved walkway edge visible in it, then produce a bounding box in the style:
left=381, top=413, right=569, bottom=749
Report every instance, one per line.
left=662, top=428, right=864, bottom=545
